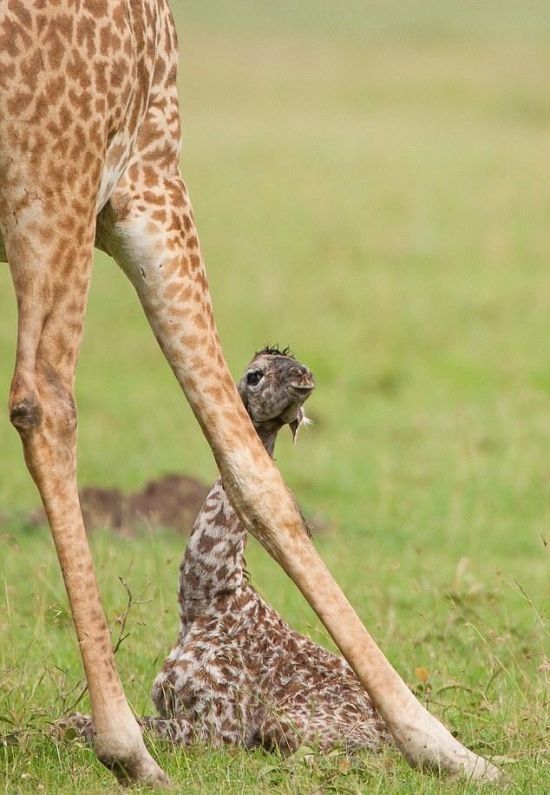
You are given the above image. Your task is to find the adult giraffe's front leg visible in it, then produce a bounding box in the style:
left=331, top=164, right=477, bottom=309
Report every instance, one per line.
left=100, top=173, right=502, bottom=783
left=1, top=203, right=168, bottom=788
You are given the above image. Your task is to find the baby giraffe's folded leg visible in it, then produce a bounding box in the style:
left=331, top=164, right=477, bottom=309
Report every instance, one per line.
left=54, top=713, right=193, bottom=747
left=53, top=713, right=94, bottom=743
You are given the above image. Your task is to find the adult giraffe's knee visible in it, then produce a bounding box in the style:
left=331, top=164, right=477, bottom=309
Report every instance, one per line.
left=9, top=368, right=77, bottom=449
left=9, top=371, right=43, bottom=438
left=9, top=394, right=43, bottom=434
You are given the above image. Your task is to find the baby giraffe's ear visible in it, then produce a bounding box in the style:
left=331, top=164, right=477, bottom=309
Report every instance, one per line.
left=289, top=409, right=312, bottom=443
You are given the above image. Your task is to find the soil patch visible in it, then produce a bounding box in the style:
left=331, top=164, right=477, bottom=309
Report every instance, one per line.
left=29, top=474, right=209, bottom=536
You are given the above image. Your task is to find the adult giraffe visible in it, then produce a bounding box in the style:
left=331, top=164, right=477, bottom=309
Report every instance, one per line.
left=0, top=0, right=501, bottom=786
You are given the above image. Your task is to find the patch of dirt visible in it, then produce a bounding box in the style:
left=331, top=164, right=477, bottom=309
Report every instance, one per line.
left=28, top=474, right=210, bottom=536
left=127, top=475, right=209, bottom=533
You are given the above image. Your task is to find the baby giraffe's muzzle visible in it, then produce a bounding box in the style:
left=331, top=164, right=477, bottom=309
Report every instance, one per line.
left=288, top=366, right=315, bottom=399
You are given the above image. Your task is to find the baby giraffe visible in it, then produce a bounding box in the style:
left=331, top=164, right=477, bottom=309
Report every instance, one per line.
left=148, top=347, right=388, bottom=753
left=61, top=348, right=388, bottom=753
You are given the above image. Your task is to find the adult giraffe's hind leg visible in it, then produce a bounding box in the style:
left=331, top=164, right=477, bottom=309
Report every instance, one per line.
left=99, top=169, right=502, bottom=783
left=1, top=205, right=168, bottom=788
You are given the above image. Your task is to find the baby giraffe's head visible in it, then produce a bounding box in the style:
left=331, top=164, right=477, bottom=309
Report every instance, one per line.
left=238, top=346, right=315, bottom=450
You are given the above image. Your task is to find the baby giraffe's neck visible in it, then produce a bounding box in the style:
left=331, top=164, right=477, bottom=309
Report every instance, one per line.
left=178, top=426, right=279, bottom=626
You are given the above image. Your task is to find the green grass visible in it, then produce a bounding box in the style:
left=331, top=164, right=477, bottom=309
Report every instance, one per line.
left=0, top=1, right=548, bottom=792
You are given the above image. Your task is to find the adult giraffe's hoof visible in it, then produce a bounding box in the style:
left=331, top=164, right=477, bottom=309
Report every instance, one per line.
left=98, top=749, right=170, bottom=789
left=392, top=706, right=505, bottom=785
left=444, top=756, right=505, bottom=786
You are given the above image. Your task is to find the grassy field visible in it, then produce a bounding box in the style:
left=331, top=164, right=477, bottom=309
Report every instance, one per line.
left=1, top=1, right=549, bottom=792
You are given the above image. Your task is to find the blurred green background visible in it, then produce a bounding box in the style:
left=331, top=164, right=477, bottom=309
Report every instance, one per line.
left=2, top=1, right=550, bottom=556
left=0, top=2, right=548, bottom=792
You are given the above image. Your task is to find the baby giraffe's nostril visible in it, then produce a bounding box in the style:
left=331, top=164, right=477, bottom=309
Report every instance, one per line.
left=291, top=365, right=309, bottom=378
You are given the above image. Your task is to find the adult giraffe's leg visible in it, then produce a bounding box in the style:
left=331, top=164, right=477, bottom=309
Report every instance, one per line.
left=99, top=175, right=501, bottom=782
left=1, top=206, right=168, bottom=787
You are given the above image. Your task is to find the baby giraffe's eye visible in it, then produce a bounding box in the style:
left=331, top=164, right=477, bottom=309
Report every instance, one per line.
left=246, top=370, right=263, bottom=386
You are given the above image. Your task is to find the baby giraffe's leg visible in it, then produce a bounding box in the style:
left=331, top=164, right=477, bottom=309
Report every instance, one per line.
left=57, top=713, right=194, bottom=747
left=2, top=202, right=167, bottom=787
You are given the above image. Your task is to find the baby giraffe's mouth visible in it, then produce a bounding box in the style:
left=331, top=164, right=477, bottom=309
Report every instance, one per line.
left=289, top=381, right=315, bottom=398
